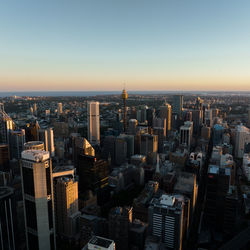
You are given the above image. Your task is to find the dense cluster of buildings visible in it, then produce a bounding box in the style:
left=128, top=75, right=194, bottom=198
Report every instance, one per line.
left=0, top=92, right=250, bottom=250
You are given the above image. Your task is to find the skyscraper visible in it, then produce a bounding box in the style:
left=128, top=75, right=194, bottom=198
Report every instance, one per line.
left=172, top=95, right=183, bottom=116
left=10, top=129, right=26, bottom=160
left=109, top=207, right=132, bottom=250
left=180, top=121, right=193, bottom=150
left=57, top=103, right=63, bottom=115
left=0, top=103, right=14, bottom=144
left=87, top=102, right=100, bottom=145
left=148, top=194, right=184, bottom=250
left=121, top=89, right=128, bottom=132
left=159, top=103, right=171, bottom=135
left=55, top=177, right=79, bottom=236
left=235, top=125, right=250, bottom=158
left=39, top=128, right=55, bottom=157
left=21, top=150, right=56, bottom=250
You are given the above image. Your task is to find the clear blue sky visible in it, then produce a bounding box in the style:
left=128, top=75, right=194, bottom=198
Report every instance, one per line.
left=0, top=0, right=250, bottom=91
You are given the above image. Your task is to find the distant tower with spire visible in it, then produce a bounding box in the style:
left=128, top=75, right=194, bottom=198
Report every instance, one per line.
left=121, top=87, right=128, bottom=132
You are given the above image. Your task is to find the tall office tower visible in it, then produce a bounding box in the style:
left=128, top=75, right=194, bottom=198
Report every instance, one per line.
left=78, top=154, right=109, bottom=193
left=25, top=121, right=40, bottom=141
left=136, top=105, right=148, bottom=123
left=24, top=141, right=45, bottom=150
left=103, top=135, right=116, bottom=165
left=0, top=103, right=14, bottom=144
left=159, top=103, right=171, bottom=135
left=172, top=95, right=183, bottom=116
left=204, top=165, right=230, bottom=230
left=121, top=89, right=128, bottom=132
left=146, top=108, right=155, bottom=127
left=212, top=124, right=224, bottom=146
left=204, top=109, right=213, bottom=127
left=118, top=134, right=134, bottom=158
left=0, top=186, right=16, bottom=250
left=153, top=127, right=166, bottom=153
left=115, top=137, right=127, bottom=166
left=148, top=194, right=184, bottom=250
left=0, top=144, right=10, bottom=171
left=52, top=166, right=78, bottom=235
left=128, top=119, right=138, bottom=135
left=21, top=150, right=56, bottom=250
left=10, top=129, right=25, bottom=160
left=57, top=103, right=63, bottom=115
left=212, top=108, right=220, bottom=120
left=201, top=126, right=211, bottom=141
left=180, top=121, right=193, bottom=150
left=39, top=128, right=55, bottom=157
left=140, top=134, right=158, bottom=156
left=182, top=110, right=192, bottom=122
left=195, top=97, right=204, bottom=110
left=109, top=207, right=132, bottom=250
left=55, top=177, right=78, bottom=236
left=87, top=236, right=115, bottom=250
left=153, top=117, right=167, bottom=132
left=235, top=125, right=250, bottom=158
left=87, top=102, right=100, bottom=145
left=191, top=110, right=202, bottom=135
left=243, top=153, right=250, bottom=181
left=33, top=103, right=37, bottom=116
left=248, top=108, right=250, bottom=127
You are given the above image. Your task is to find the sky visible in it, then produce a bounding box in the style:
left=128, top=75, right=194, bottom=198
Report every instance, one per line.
left=0, top=0, right=250, bottom=92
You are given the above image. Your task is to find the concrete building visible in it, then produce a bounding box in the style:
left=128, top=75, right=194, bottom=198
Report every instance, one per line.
left=235, top=125, right=250, bottom=158
left=128, top=119, right=138, bottom=135
left=109, top=207, right=132, bottom=250
left=55, top=177, right=79, bottom=236
left=0, top=186, right=16, bottom=250
left=158, top=103, right=171, bottom=135
left=24, top=141, right=44, bottom=151
left=180, top=121, right=193, bottom=150
left=87, top=102, right=100, bottom=145
left=148, top=194, right=184, bottom=250
left=10, top=129, right=25, bottom=160
left=172, top=95, right=183, bottom=116
left=21, top=150, right=56, bottom=250
left=140, top=134, right=158, bottom=156
left=86, top=236, right=115, bottom=250
left=243, top=153, right=250, bottom=181
left=39, top=128, right=55, bottom=157
left=57, top=103, right=63, bottom=115
left=0, top=103, right=14, bottom=144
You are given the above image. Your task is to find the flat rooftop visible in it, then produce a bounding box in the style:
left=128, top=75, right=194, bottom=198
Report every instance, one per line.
left=21, top=149, right=50, bottom=162
left=89, top=236, right=113, bottom=248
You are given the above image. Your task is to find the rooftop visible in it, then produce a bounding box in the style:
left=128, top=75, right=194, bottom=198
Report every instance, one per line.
left=21, top=149, right=50, bottom=162
left=88, top=236, right=114, bottom=248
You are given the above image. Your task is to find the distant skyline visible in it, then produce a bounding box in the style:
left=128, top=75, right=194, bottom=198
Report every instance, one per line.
left=1, top=0, right=250, bottom=91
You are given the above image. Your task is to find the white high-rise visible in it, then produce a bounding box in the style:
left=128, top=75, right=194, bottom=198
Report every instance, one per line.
left=87, top=101, right=100, bottom=145
left=39, top=128, right=55, bottom=157
left=235, top=125, right=250, bottom=158
left=21, top=149, right=56, bottom=250
left=180, top=121, right=193, bottom=150
left=57, top=103, right=63, bottom=115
